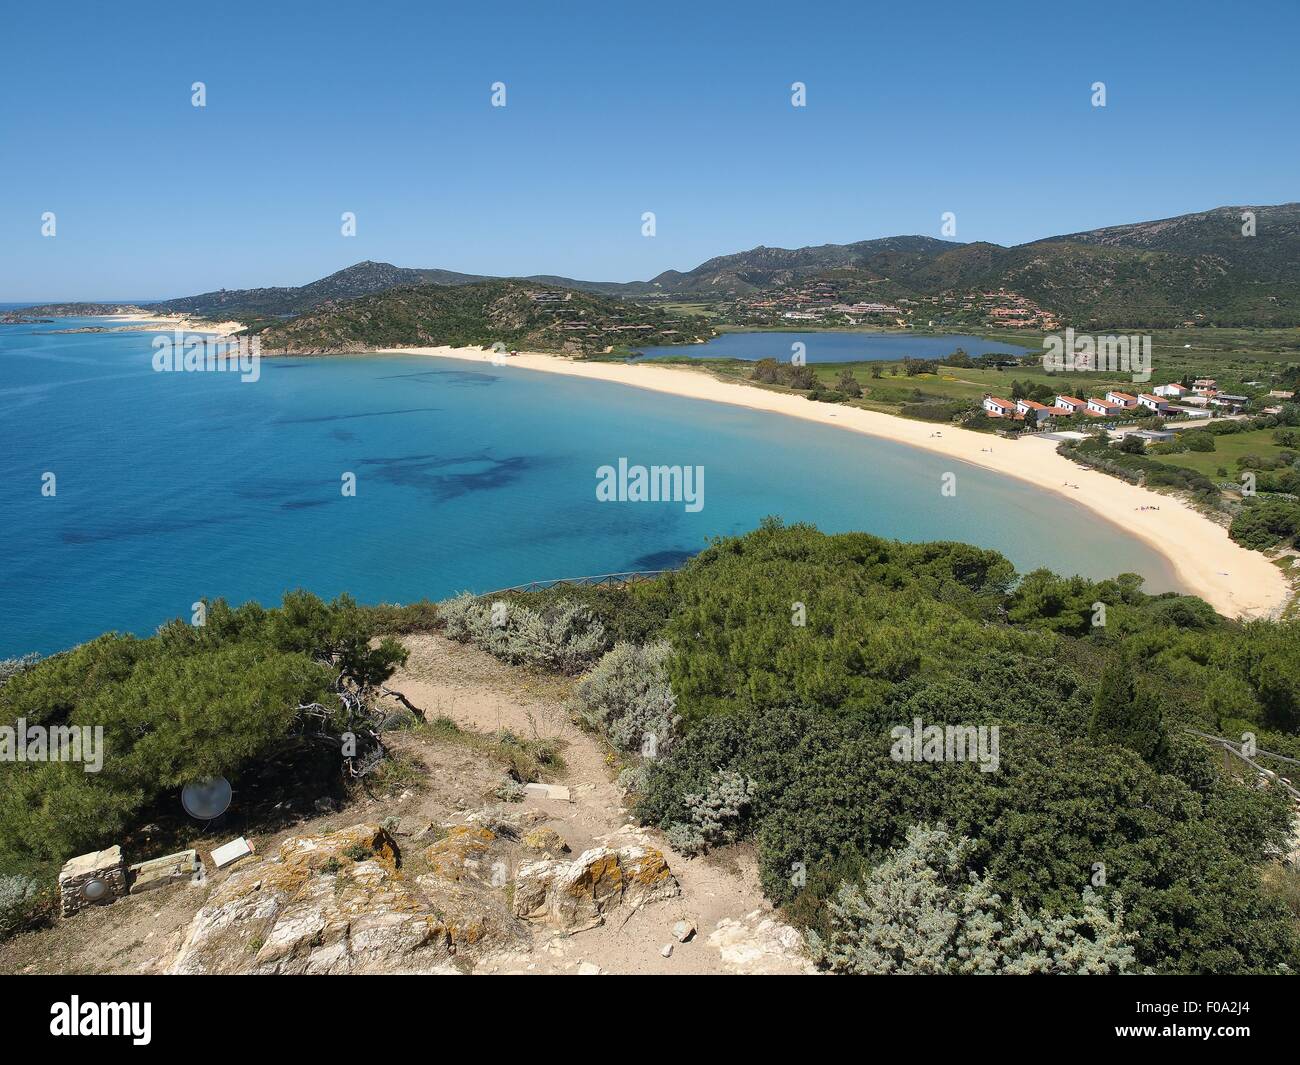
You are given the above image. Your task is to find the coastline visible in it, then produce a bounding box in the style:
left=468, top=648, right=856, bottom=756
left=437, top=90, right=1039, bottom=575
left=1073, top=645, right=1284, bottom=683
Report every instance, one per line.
left=104, top=311, right=243, bottom=336
left=371, top=344, right=1291, bottom=621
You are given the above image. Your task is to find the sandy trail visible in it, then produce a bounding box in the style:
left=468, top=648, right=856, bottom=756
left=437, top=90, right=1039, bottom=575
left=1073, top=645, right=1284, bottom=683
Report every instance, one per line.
left=391, top=634, right=809, bottom=974
left=371, top=344, right=1290, bottom=620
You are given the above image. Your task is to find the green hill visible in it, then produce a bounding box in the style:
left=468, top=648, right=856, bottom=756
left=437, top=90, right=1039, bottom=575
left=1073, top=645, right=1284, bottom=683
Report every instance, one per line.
left=257, top=279, right=712, bottom=355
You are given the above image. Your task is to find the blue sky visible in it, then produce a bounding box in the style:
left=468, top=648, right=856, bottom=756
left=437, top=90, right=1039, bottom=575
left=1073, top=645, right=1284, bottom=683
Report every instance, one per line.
left=1, top=0, right=1296, bottom=300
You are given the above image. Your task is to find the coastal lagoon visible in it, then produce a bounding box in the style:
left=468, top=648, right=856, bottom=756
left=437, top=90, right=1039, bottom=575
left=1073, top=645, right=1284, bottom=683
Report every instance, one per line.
left=0, top=321, right=1178, bottom=656
left=634, top=330, right=1030, bottom=363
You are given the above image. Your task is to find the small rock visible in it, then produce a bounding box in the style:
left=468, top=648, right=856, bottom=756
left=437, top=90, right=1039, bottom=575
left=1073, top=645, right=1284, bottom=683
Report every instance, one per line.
left=577, top=961, right=602, bottom=975
left=660, top=943, right=673, bottom=958
left=210, top=837, right=255, bottom=869
left=523, top=782, right=572, bottom=802
left=672, top=919, right=696, bottom=943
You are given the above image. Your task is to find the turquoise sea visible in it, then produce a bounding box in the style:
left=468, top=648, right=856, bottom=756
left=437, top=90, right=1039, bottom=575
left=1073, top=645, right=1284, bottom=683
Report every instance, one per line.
left=0, top=319, right=1180, bottom=657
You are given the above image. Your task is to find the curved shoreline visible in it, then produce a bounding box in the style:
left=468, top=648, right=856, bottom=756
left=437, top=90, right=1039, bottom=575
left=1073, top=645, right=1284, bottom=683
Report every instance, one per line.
left=372, top=344, right=1291, bottom=620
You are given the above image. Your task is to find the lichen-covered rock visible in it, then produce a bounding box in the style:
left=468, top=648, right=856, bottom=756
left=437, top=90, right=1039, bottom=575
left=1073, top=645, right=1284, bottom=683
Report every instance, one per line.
left=522, top=828, right=569, bottom=857
left=512, top=859, right=559, bottom=919
left=550, top=848, right=625, bottom=932
left=423, top=825, right=501, bottom=885
left=169, top=822, right=518, bottom=975
left=519, top=845, right=680, bottom=933
left=617, top=845, right=679, bottom=909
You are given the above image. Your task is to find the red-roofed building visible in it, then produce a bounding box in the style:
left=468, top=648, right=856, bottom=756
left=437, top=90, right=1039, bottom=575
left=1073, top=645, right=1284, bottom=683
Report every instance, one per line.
left=983, top=395, right=1016, bottom=418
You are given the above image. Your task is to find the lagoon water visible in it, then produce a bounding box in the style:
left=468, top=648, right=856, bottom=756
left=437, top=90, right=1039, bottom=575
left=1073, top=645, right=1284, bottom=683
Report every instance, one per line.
left=0, top=320, right=1179, bottom=656
left=634, top=330, right=1029, bottom=363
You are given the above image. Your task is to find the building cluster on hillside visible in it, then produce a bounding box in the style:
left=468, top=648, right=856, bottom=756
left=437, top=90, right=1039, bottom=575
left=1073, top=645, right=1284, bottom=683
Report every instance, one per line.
left=721, top=279, right=908, bottom=327
left=907, top=288, right=1060, bottom=331
left=982, top=377, right=1253, bottom=427
left=525, top=290, right=701, bottom=349
left=717, top=280, right=1060, bottom=332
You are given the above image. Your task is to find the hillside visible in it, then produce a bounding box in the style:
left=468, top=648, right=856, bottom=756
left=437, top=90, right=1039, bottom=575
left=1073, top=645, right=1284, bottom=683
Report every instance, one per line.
left=18, top=203, right=1300, bottom=331
left=258, top=279, right=712, bottom=355
left=643, top=236, right=960, bottom=295
left=7, top=528, right=1296, bottom=974
left=648, top=204, right=1300, bottom=327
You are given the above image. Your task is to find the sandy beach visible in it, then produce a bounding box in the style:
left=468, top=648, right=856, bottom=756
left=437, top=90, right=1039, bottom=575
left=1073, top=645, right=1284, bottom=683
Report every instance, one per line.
left=371, top=344, right=1291, bottom=620
left=105, top=312, right=243, bottom=336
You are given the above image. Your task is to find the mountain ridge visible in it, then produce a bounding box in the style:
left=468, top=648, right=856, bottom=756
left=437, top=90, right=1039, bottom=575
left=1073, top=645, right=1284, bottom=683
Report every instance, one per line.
left=16, top=202, right=1300, bottom=329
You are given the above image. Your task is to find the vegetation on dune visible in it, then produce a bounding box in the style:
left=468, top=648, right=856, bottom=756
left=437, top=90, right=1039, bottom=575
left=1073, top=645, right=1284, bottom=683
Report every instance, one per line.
left=441, top=520, right=1300, bottom=974
left=7, top=520, right=1300, bottom=972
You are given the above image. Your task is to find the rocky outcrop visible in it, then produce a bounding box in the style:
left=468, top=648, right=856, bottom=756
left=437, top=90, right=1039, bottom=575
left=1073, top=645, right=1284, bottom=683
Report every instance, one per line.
left=169, top=824, right=464, bottom=975
left=707, top=910, right=813, bottom=974
left=510, top=845, right=680, bottom=933
left=169, top=818, right=680, bottom=973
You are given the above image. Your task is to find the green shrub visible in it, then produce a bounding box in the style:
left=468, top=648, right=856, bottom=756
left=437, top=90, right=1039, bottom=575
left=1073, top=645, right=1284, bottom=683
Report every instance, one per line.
left=1230, top=498, right=1300, bottom=550
left=574, top=641, right=678, bottom=754
left=807, top=824, right=1138, bottom=974
left=439, top=593, right=608, bottom=673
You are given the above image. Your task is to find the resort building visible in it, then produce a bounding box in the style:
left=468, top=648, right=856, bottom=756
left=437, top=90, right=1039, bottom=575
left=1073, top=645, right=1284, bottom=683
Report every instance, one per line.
left=1015, top=399, right=1072, bottom=424
left=1137, top=393, right=1169, bottom=412
left=1153, top=383, right=1188, bottom=398
left=1133, top=428, right=1176, bottom=443
left=1054, top=395, right=1087, bottom=414
left=982, top=395, right=1016, bottom=418
left=1105, top=391, right=1139, bottom=409
left=1086, top=397, right=1125, bottom=416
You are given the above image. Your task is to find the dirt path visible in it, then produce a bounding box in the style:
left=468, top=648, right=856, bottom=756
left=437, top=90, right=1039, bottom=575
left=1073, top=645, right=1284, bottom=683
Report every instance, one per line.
left=390, top=634, right=810, bottom=974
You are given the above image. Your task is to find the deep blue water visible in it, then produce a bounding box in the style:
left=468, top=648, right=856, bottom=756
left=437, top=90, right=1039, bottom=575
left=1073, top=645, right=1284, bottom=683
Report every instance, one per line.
left=0, top=320, right=1178, bottom=656
left=634, top=330, right=1029, bottom=363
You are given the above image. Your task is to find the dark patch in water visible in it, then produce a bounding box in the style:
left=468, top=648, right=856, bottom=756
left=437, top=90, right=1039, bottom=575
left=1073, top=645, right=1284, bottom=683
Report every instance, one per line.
left=357, top=451, right=532, bottom=501
left=376, top=369, right=498, bottom=386
left=330, top=429, right=356, bottom=441
left=275, top=407, right=441, bottom=425
left=628, top=548, right=697, bottom=570
left=281, top=499, right=333, bottom=511
left=61, top=514, right=232, bottom=545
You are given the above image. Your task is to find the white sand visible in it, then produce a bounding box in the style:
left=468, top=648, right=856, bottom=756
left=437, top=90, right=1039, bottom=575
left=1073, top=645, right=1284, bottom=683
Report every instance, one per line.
left=104, top=312, right=243, bottom=336
left=372, top=345, right=1291, bottom=620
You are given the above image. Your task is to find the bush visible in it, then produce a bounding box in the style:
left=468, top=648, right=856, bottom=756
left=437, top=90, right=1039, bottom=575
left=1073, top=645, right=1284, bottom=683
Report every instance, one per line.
left=1229, top=498, right=1300, bottom=550
left=807, top=824, right=1138, bottom=974
left=665, top=769, right=757, bottom=856
left=0, top=873, right=57, bottom=940
left=574, top=641, right=679, bottom=754
left=0, top=592, right=403, bottom=872
left=438, top=593, right=608, bottom=673
left=631, top=524, right=1300, bottom=973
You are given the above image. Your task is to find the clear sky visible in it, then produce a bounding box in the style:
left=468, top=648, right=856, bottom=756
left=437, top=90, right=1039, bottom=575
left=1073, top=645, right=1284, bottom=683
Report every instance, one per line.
left=2, top=0, right=1297, bottom=301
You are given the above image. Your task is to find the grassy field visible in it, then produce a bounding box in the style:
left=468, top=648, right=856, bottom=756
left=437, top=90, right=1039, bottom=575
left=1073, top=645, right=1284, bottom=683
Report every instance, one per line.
left=640, top=327, right=1300, bottom=423
left=1155, top=428, right=1293, bottom=477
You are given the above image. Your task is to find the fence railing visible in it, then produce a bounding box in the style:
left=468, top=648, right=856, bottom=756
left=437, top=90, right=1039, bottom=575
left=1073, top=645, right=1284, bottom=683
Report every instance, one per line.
left=476, top=569, right=675, bottom=598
